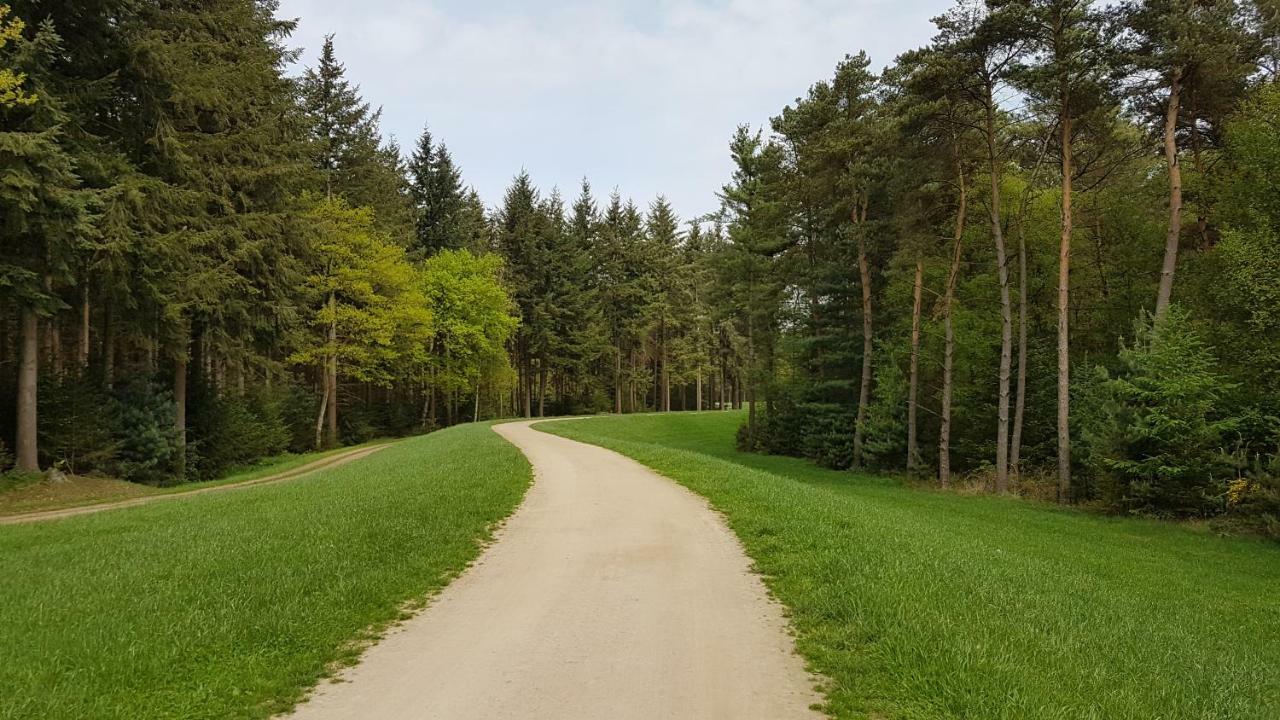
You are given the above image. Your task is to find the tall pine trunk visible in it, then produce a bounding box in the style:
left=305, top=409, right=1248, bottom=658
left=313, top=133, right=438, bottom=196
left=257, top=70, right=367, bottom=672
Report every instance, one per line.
left=79, top=286, right=90, bottom=371
left=1155, top=69, right=1182, bottom=318
left=614, top=348, right=622, bottom=414
left=103, top=304, right=116, bottom=390
left=986, top=96, right=1013, bottom=493
left=174, top=349, right=188, bottom=480
left=940, top=167, right=968, bottom=488
left=1057, top=107, right=1074, bottom=502
left=852, top=198, right=873, bottom=468
left=15, top=306, right=39, bottom=472
left=1011, top=135, right=1050, bottom=477
left=906, top=258, right=923, bottom=472
left=315, top=367, right=329, bottom=449
left=326, top=292, right=338, bottom=446
left=695, top=371, right=702, bottom=411
left=538, top=361, right=547, bottom=418
left=660, top=315, right=670, bottom=412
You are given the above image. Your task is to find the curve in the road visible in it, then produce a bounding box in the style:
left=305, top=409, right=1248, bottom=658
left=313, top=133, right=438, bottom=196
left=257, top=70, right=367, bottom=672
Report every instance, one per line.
left=286, top=419, right=823, bottom=720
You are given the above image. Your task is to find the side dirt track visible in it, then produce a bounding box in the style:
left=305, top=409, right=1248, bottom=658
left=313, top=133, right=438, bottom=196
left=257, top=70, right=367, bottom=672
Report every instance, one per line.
left=0, top=443, right=391, bottom=525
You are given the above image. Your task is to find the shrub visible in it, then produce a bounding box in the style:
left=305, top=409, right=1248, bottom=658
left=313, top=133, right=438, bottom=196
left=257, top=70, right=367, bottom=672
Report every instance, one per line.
left=1082, top=307, right=1237, bottom=517
left=112, top=379, right=180, bottom=485
left=188, top=385, right=290, bottom=481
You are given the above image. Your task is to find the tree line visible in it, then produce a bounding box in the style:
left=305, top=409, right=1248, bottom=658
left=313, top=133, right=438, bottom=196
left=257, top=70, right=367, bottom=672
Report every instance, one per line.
left=2, top=0, right=1278, bottom=532
left=0, top=0, right=754, bottom=486
left=709, top=0, right=1280, bottom=527
left=0, top=2, right=523, bottom=484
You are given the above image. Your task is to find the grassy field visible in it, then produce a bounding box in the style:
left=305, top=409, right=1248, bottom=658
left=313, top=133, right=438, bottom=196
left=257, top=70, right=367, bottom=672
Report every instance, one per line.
left=542, top=412, right=1280, bottom=720
left=0, top=423, right=529, bottom=720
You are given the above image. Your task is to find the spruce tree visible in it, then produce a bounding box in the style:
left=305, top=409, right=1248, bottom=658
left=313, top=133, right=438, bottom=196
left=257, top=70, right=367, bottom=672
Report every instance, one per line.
left=0, top=19, right=92, bottom=472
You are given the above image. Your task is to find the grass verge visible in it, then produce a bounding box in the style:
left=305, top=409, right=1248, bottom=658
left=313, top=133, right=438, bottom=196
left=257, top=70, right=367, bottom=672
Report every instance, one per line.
left=541, top=412, right=1280, bottom=720
left=0, top=422, right=529, bottom=720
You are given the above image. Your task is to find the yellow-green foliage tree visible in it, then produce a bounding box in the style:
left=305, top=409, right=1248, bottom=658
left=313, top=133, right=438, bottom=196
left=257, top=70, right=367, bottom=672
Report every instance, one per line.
left=292, top=197, right=431, bottom=448
left=419, top=249, right=517, bottom=424
left=0, top=6, right=35, bottom=109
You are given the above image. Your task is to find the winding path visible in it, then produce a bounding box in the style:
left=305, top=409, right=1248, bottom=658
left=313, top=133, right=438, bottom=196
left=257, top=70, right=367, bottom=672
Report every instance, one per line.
left=287, top=420, right=822, bottom=719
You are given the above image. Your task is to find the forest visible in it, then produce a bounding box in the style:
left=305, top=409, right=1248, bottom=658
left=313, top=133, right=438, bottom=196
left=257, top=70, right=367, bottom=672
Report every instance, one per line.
left=1, top=0, right=1278, bottom=532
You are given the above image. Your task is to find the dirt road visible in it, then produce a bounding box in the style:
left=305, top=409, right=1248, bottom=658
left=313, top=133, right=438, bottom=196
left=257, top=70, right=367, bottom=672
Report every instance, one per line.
left=287, top=420, right=823, bottom=719
left=0, top=443, right=390, bottom=525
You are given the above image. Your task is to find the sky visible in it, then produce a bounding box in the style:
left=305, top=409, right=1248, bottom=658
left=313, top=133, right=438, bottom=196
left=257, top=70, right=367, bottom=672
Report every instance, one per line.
left=275, top=0, right=949, bottom=222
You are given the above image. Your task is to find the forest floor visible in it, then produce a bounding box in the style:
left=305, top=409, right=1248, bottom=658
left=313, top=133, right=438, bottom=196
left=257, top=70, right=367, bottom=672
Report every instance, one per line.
left=542, top=412, right=1280, bottom=719
left=0, top=441, right=390, bottom=522
left=286, top=419, right=821, bottom=720
left=0, top=422, right=530, bottom=720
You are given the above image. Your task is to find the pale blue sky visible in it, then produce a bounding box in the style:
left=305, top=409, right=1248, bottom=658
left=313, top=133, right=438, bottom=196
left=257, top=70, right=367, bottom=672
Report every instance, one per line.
left=276, top=0, right=948, bottom=222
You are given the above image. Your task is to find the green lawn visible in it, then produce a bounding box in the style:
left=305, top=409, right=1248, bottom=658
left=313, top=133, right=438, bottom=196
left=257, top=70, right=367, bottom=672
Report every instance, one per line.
left=542, top=412, right=1280, bottom=720
left=0, top=422, right=530, bottom=720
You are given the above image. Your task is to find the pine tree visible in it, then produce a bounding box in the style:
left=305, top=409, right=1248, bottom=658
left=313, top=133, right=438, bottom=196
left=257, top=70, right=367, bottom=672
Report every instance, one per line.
left=408, top=126, right=468, bottom=256
left=301, top=34, right=411, bottom=237
left=0, top=18, right=92, bottom=472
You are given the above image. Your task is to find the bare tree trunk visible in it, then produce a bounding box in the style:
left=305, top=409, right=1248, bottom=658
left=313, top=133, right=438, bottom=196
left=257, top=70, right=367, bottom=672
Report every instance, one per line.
left=79, top=285, right=90, bottom=371
left=315, top=367, right=329, bottom=450
left=907, top=258, right=923, bottom=472
left=695, top=371, right=703, bottom=411
left=1155, top=69, right=1182, bottom=319
left=853, top=199, right=873, bottom=468
left=940, top=167, right=968, bottom=488
left=986, top=96, right=1013, bottom=493
left=538, top=361, right=547, bottom=418
left=1011, top=134, right=1051, bottom=478
left=174, top=349, right=188, bottom=480
left=326, top=293, right=338, bottom=446
left=614, top=349, right=623, bottom=414
left=660, top=316, right=670, bottom=412
left=103, top=305, right=115, bottom=390
left=1057, top=109, right=1074, bottom=502
left=16, top=306, right=39, bottom=472
left=522, top=359, right=532, bottom=418
left=474, top=378, right=481, bottom=422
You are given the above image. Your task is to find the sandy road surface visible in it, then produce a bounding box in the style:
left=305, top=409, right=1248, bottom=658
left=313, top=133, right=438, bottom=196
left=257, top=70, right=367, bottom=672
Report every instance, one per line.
left=286, top=420, right=823, bottom=720
left=0, top=443, right=390, bottom=525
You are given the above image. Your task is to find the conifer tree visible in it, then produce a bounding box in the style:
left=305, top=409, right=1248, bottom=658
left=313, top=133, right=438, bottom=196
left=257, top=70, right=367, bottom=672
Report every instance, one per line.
left=0, top=18, right=91, bottom=472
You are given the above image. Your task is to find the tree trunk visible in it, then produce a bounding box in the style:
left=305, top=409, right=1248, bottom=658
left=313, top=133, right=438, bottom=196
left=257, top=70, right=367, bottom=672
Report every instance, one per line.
left=1155, top=69, right=1182, bottom=319
left=940, top=167, right=968, bottom=489
left=907, top=258, right=923, bottom=473
left=1011, top=133, right=1051, bottom=478
left=537, top=361, right=547, bottom=418
left=614, top=348, right=623, bottom=414
left=695, top=372, right=703, bottom=412
left=326, top=292, right=338, bottom=446
left=474, top=378, right=481, bottom=422
left=660, top=316, right=670, bottom=412
left=15, top=306, right=39, bottom=472
left=1057, top=108, right=1074, bottom=502
left=79, top=285, right=90, bottom=371
left=174, top=349, right=188, bottom=480
left=522, top=359, right=532, bottom=418
left=102, top=304, right=116, bottom=390
left=853, top=196, right=873, bottom=469
left=987, top=95, right=1013, bottom=493
left=315, top=367, right=329, bottom=450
